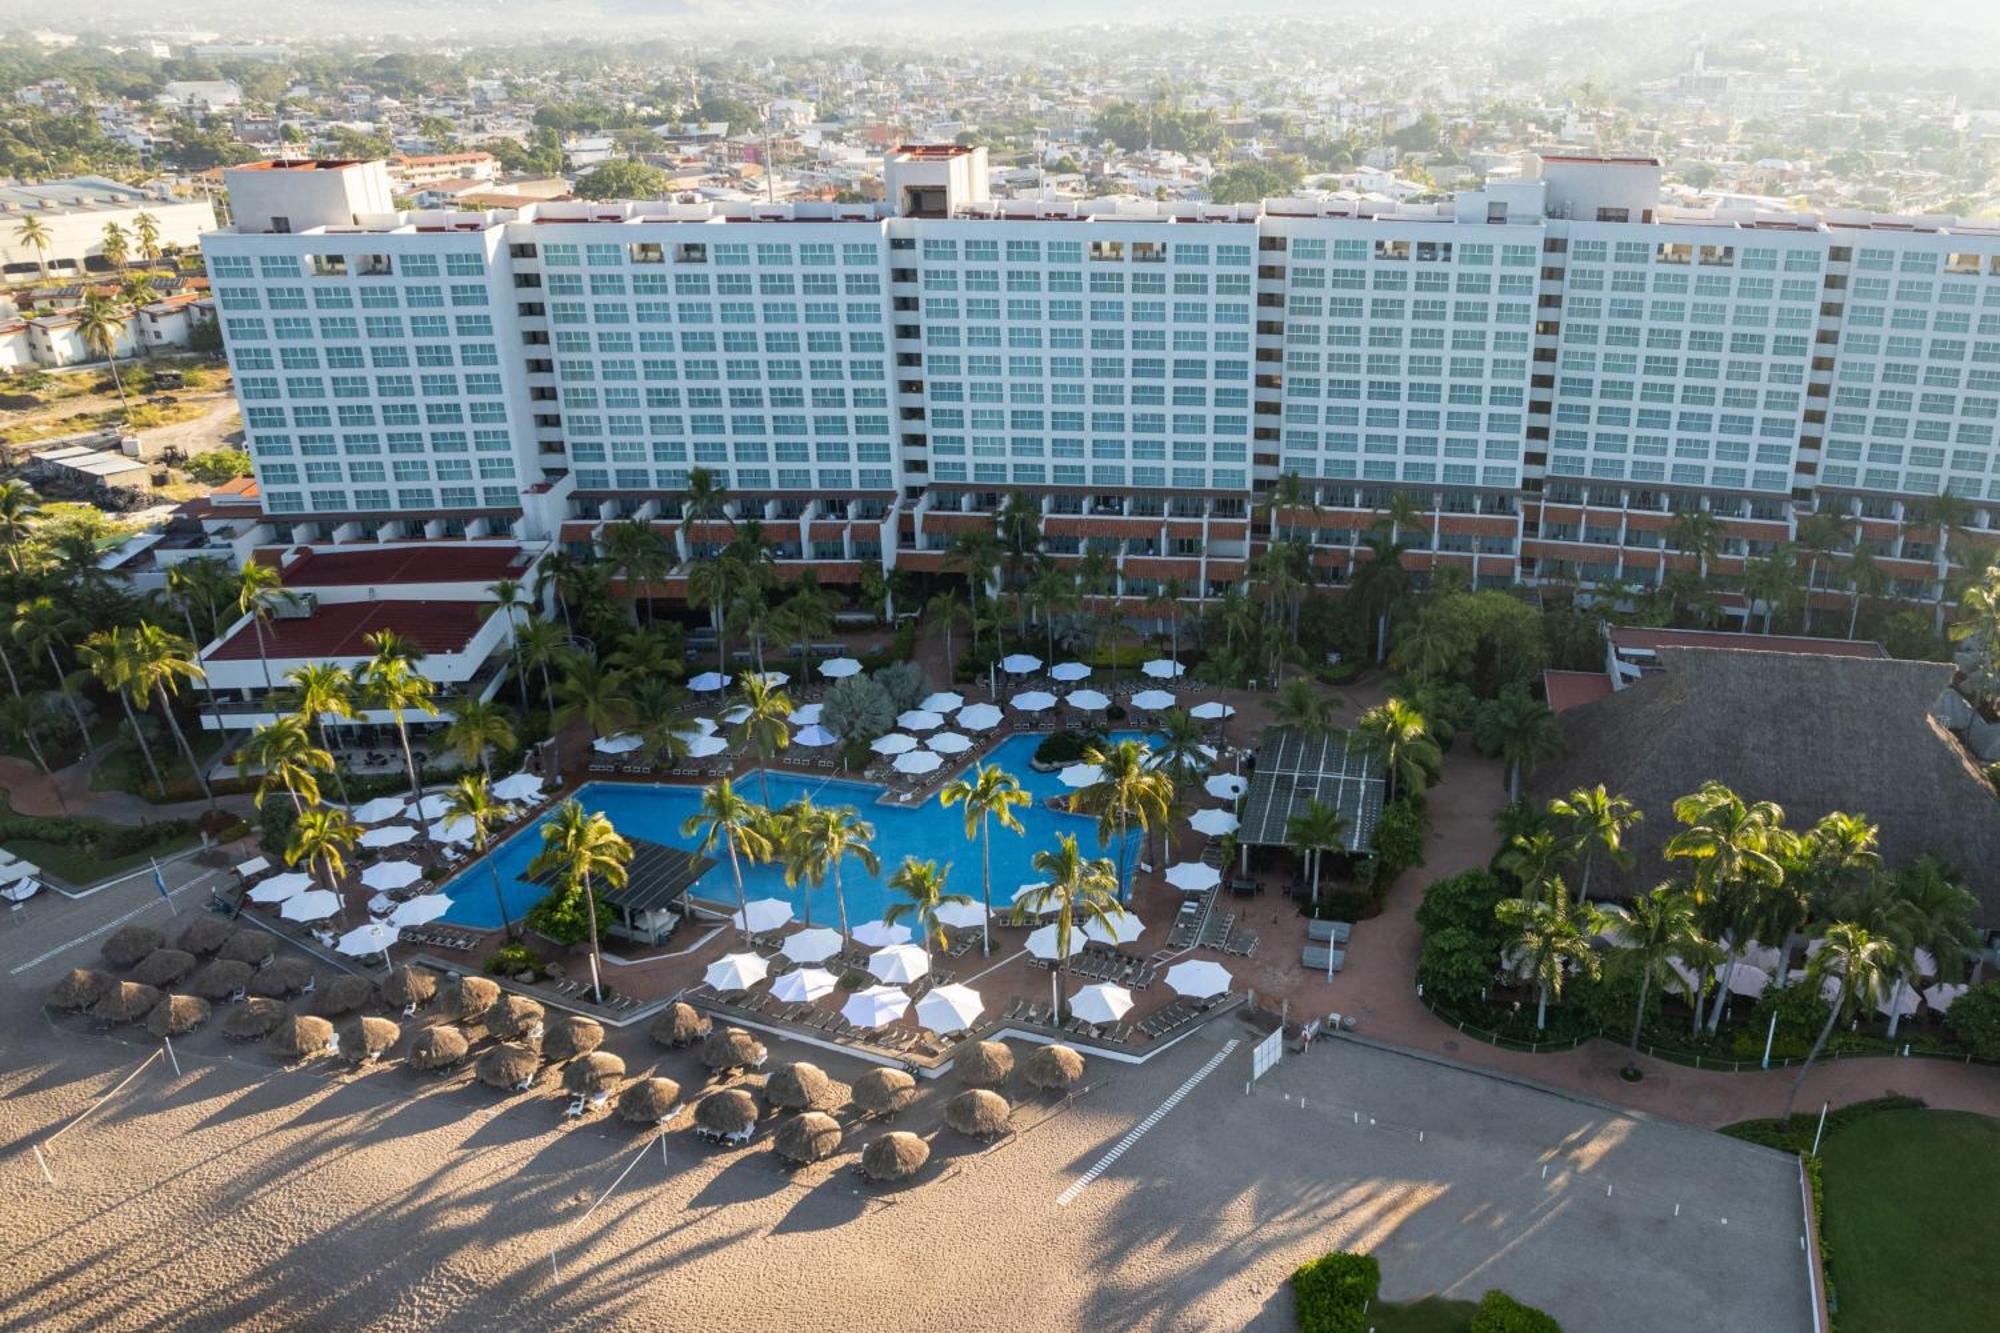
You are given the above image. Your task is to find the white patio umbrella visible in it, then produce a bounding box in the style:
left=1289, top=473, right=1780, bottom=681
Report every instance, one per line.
left=920, top=691, right=965, bottom=714
left=1010, top=690, right=1057, bottom=712
left=1147, top=744, right=1216, bottom=772
left=1728, top=939, right=1784, bottom=975
left=1665, top=956, right=1704, bottom=996
left=721, top=704, right=752, bottom=725
left=893, top=749, right=943, bottom=775
left=842, top=984, right=910, bottom=1029
left=1205, top=774, right=1250, bottom=801
left=1131, top=689, right=1177, bottom=711
left=1049, top=661, right=1092, bottom=682
left=817, top=657, right=863, bottom=679
left=491, top=772, right=544, bottom=802
left=793, top=724, right=840, bottom=748
left=686, top=734, right=729, bottom=758
left=1190, top=701, right=1236, bottom=721
left=704, top=952, right=769, bottom=992
left=1083, top=910, right=1145, bottom=946
left=732, top=898, right=794, bottom=934
left=689, top=716, right=719, bottom=736
left=914, top=982, right=984, bottom=1034
left=747, top=670, right=790, bottom=687
left=247, top=872, right=314, bottom=903
left=351, top=796, right=408, bottom=824
left=926, top=730, right=973, bottom=754
left=408, top=794, right=453, bottom=820
left=1923, top=981, right=1969, bottom=1013
left=1001, top=653, right=1043, bottom=674
left=934, top=900, right=989, bottom=931
left=772, top=967, right=840, bottom=1004
left=1715, top=962, right=1773, bottom=999
left=592, top=733, right=643, bottom=755
left=957, top=702, right=1004, bottom=731
left=1065, top=689, right=1111, bottom=711
left=359, top=824, right=418, bottom=849
left=428, top=816, right=477, bottom=845
left=1912, top=947, right=1939, bottom=978
left=1070, top=982, right=1134, bottom=1026
left=782, top=926, right=844, bottom=964
left=1876, top=985, right=1922, bottom=1020
left=688, top=671, right=732, bottom=692
left=787, top=703, right=824, bottom=725
left=1164, top=959, right=1233, bottom=999
left=1188, top=808, right=1240, bottom=837
left=897, top=708, right=945, bottom=732
left=1165, top=861, right=1222, bottom=893
left=1025, top=923, right=1086, bottom=960
left=1059, top=762, right=1104, bottom=788
left=868, top=943, right=931, bottom=985
left=388, top=894, right=453, bottom=929
left=336, top=921, right=399, bottom=958
left=871, top=733, right=919, bottom=755
left=852, top=919, right=912, bottom=948
left=1142, top=658, right=1186, bottom=679
left=280, top=890, right=341, bottom=923
left=361, top=860, right=423, bottom=891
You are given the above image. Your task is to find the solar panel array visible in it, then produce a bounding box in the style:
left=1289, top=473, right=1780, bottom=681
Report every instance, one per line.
left=530, top=836, right=715, bottom=916
left=1236, top=728, right=1387, bottom=854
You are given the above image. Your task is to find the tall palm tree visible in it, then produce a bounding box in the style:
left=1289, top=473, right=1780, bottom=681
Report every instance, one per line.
left=1495, top=881, right=1601, bottom=1030
left=781, top=575, right=837, bottom=682
left=1913, top=487, right=1973, bottom=631
left=1355, top=697, right=1441, bottom=800
left=76, top=294, right=132, bottom=415
left=947, top=529, right=1004, bottom=652
left=1782, top=922, right=1899, bottom=1123
left=234, top=561, right=296, bottom=694
left=15, top=215, right=52, bottom=282
left=0, top=480, right=42, bottom=574
left=1875, top=857, right=1980, bottom=1039
left=133, top=211, right=161, bottom=264
left=1011, top=833, right=1124, bottom=1018
left=1844, top=540, right=1887, bottom=638
left=1795, top=511, right=1847, bottom=634
left=127, top=621, right=215, bottom=809
left=626, top=676, right=696, bottom=767
left=482, top=578, right=533, bottom=709
left=526, top=799, right=633, bottom=1003
left=682, top=465, right=731, bottom=538
left=883, top=857, right=971, bottom=971
left=285, top=662, right=356, bottom=806
left=1789, top=810, right=1881, bottom=916
left=80, top=628, right=165, bottom=797
left=286, top=807, right=359, bottom=901
left=1547, top=785, right=1642, bottom=903
left=553, top=654, right=629, bottom=747
left=360, top=632, right=437, bottom=846
left=939, top=762, right=1030, bottom=955
left=1664, top=507, right=1723, bottom=584
left=1069, top=738, right=1172, bottom=904
left=515, top=616, right=569, bottom=713
left=444, top=773, right=517, bottom=940
left=441, top=696, right=515, bottom=775
left=1472, top=686, right=1565, bottom=803
left=1285, top=798, right=1350, bottom=908
left=731, top=671, right=794, bottom=806
left=1270, top=677, right=1340, bottom=738
left=686, top=551, right=743, bottom=670
left=101, top=221, right=131, bottom=270
left=682, top=778, right=774, bottom=946
left=1598, top=884, right=1704, bottom=1077
left=1348, top=527, right=1414, bottom=663
left=926, top=587, right=969, bottom=672
left=13, top=595, right=91, bottom=745
left=1662, top=781, right=1786, bottom=910
left=603, top=517, right=670, bottom=625
left=793, top=802, right=878, bottom=951
left=237, top=715, right=330, bottom=813
left=0, top=692, right=61, bottom=777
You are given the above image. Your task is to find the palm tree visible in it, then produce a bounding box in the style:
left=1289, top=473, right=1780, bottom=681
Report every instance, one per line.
left=13, top=595, right=91, bottom=745
left=1598, top=884, right=1704, bottom=1077
left=0, top=692, right=62, bottom=777
left=80, top=628, right=165, bottom=797
left=947, top=529, right=1004, bottom=652
left=1069, top=738, right=1172, bottom=904
left=1664, top=507, right=1723, bottom=584
left=1270, top=677, right=1340, bottom=738
left=1875, top=857, right=1979, bottom=1039
left=1844, top=540, right=1888, bottom=638
left=237, top=715, right=330, bottom=813
left=119, top=272, right=160, bottom=317
left=1547, top=785, right=1641, bottom=903
left=1355, top=697, right=1441, bottom=800
left=939, top=762, right=1030, bottom=955
left=234, top=561, right=296, bottom=694
left=686, top=551, right=743, bottom=670
left=76, top=294, right=132, bottom=415
left=16, top=215, right=52, bottom=282
left=515, top=616, right=568, bottom=712
left=526, top=799, right=633, bottom=1003
left=731, top=672, right=794, bottom=806
left=360, top=632, right=437, bottom=844
left=1913, top=488, right=1973, bottom=631
left=101, top=221, right=131, bottom=270
left=444, top=773, right=517, bottom=940
left=780, top=575, right=836, bottom=682
left=1662, top=781, right=1786, bottom=910
left=883, top=857, right=972, bottom=971
left=603, top=517, right=670, bottom=624
left=1949, top=565, right=2000, bottom=683
left=682, top=779, right=774, bottom=946
left=286, top=807, right=359, bottom=901
left=128, top=622, right=215, bottom=809
left=1742, top=544, right=1799, bottom=633
left=441, top=697, right=515, bottom=775
left=285, top=662, right=356, bottom=806
left=1472, top=686, right=1565, bottom=803
left=1011, top=833, right=1124, bottom=1018
left=926, top=587, right=969, bottom=671
left=1796, top=510, right=1847, bottom=634
left=0, top=480, right=42, bottom=574
left=1789, top=810, right=1881, bottom=915
left=553, top=654, right=629, bottom=747
left=482, top=578, right=533, bottom=709
left=683, top=465, right=731, bottom=537
left=1285, top=798, right=1350, bottom=908
left=626, top=676, right=696, bottom=767
left=133, top=211, right=161, bottom=264
left=1495, top=882, right=1601, bottom=1030
left=1351, top=526, right=1415, bottom=662
left=1781, top=922, right=1899, bottom=1123
left=793, top=802, right=878, bottom=951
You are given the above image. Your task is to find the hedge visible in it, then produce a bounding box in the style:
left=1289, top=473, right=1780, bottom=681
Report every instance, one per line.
left=1468, top=1290, right=1562, bottom=1333
left=1291, top=1251, right=1379, bottom=1333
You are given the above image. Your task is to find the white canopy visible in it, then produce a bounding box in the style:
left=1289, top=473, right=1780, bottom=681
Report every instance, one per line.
left=408, top=794, right=453, bottom=821
left=787, top=703, right=824, bottom=725
left=1059, top=762, right=1104, bottom=788
left=704, top=952, right=769, bottom=991
left=688, top=671, right=732, bottom=692
left=782, top=926, right=844, bottom=964
left=747, top=670, right=790, bottom=687
left=361, top=860, right=423, bottom=891
left=248, top=872, right=314, bottom=903
left=897, top=709, right=945, bottom=732
left=689, top=716, right=719, bottom=736
left=428, top=816, right=477, bottom=845
left=1065, top=689, right=1111, bottom=711
left=1164, top=959, right=1233, bottom=999
left=792, top=724, right=840, bottom=748
left=685, top=734, right=729, bottom=758
left=1001, top=653, right=1043, bottom=674
left=1142, top=659, right=1186, bottom=679
left=1131, top=689, right=1177, bottom=711
left=772, top=966, right=840, bottom=1004
left=957, top=702, right=1004, bottom=731
left=926, top=730, right=973, bottom=754
left=1205, top=774, right=1250, bottom=801
left=280, top=889, right=341, bottom=922
left=1083, top=910, right=1146, bottom=946
left=1876, top=983, right=1922, bottom=1020
left=1010, top=690, right=1057, bottom=712
left=1189, top=701, right=1236, bottom=720
left=1049, top=661, right=1092, bottom=682
left=1715, top=962, right=1773, bottom=999
left=1665, top=956, right=1704, bottom=997
left=1025, top=923, right=1086, bottom=960
left=934, top=900, right=989, bottom=930
left=358, top=824, right=417, bottom=849
left=491, top=772, right=544, bottom=802
left=733, top=897, right=794, bottom=934
left=867, top=943, right=932, bottom=985
left=818, top=657, right=864, bottom=679
left=388, top=894, right=453, bottom=929
left=871, top=733, right=919, bottom=755
left=893, top=749, right=943, bottom=775
left=852, top=919, right=913, bottom=948
left=1188, top=808, right=1240, bottom=837
left=1924, top=981, right=1969, bottom=1013
left=593, top=733, right=643, bottom=755
left=842, top=984, right=910, bottom=1030
left=914, top=982, right=985, bottom=1034
left=1070, top=982, right=1134, bottom=1025
left=351, top=796, right=408, bottom=825
left=920, top=691, right=965, bottom=713
left=233, top=856, right=271, bottom=879
left=721, top=704, right=752, bottom=725
left=336, top=921, right=399, bottom=957
left=1165, top=861, right=1222, bottom=893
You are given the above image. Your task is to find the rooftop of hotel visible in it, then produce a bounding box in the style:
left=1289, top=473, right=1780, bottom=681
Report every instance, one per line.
left=1609, top=626, right=1889, bottom=659
left=267, top=543, right=534, bottom=588
left=206, top=599, right=485, bottom=662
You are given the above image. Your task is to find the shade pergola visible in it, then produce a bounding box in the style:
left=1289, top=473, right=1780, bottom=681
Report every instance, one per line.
left=1236, top=727, right=1386, bottom=855
left=529, top=836, right=713, bottom=938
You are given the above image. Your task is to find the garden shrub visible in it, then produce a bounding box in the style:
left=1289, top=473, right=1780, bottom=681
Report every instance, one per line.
left=1468, top=1290, right=1562, bottom=1332
left=874, top=660, right=927, bottom=711
left=1290, top=1250, right=1379, bottom=1333
left=1309, top=887, right=1376, bottom=922
left=1417, top=924, right=1494, bottom=1004
left=1944, top=980, right=2000, bottom=1061
left=524, top=880, right=614, bottom=947
left=1738, top=982, right=1834, bottom=1060
left=1719, top=1095, right=1928, bottom=1153
left=1033, top=725, right=1106, bottom=767
left=484, top=941, right=543, bottom=979
left=1415, top=870, right=1510, bottom=940
left=1367, top=798, right=1427, bottom=890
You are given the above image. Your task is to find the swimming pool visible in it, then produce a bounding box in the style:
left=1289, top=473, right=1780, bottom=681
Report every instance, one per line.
left=437, top=732, right=1149, bottom=931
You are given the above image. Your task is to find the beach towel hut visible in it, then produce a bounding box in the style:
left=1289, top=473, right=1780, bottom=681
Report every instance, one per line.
left=694, top=1088, right=759, bottom=1141
left=249, top=957, right=315, bottom=999
left=269, top=1014, right=337, bottom=1061
left=48, top=967, right=112, bottom=1013
left=90, top=980, right=163, bottom=1025
left=618, top=1077, right=684, bottom=1125
left=313, top=975, right=377, bottom=1018
left=700, top=1026, right=767, bottom=1072
left=218, top=931, right=276, bottom=969
left=220, top=997, right=288, bottom=1041
left=450, top=975, right=501, bottom=1024
left=649, top=1001, right=710, bottom=1049
left=563, top=1051, right=626, bottom=1097
left=382, top=966, right=437, bottom=1011
left=945, top=1089, right=1011, bottom=1139
left=545, top=1015, right=604, bottom=1063
left=955, top=1040, right=1013, bottom=1088
left=102, top=925, right=164, bottom=968
left=774, top=1111, right=843, bottom=1164
left=851, top=1067, right=918, bottom=1118
left=176, top=916, right=234, bottom=956
left=861, top=1131, right=930, bottom=1181
left=476, top=1042, right=543, bottom=1091
left=488, top=994, right=546, bottom=1042
left=1025, top=1044, right=1086, bottom=1091
left=764, top=1061, right=839, bottom=1111
left=188, top=959, right=255, bottom=1001
left=344, top=1015, right=401, bottom=1063
left=409, top=1025, right=469, bottom=1071
left=146, top=993, right=211, bottom=1037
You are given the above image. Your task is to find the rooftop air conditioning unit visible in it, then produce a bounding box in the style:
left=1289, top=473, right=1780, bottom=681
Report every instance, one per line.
left=274, top=591, right=318, bottom=619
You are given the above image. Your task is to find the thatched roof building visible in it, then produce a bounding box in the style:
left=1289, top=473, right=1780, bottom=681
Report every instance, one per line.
left=269, top=1014, right=337, bottom=1060
left=764, top=1061, right=839, bottom=1111
left=249, top=957, right=315, bottom=999
left=146, top=994, right=211, bottom=1037
left=955, top=1040, right=1013, bottom=1088
left=944, top=1088, right=1011, bottom=1138
left=450, top=975, right=501, bottom=1023
left=477, top=1042, right=542, bottom=1090
left=409, top=1025, right=469, bottom=1070
left=49, top=967, right=113, bottom=1013
left=545, top=1016, right=604, bottom=1062
left=313, top=975, right=377, bottom=1018
left=217, top=930, right=276, bottom=968
left=618, top=1077, right=683, bottom=1124
left=563, top=1051, right=626, bottom=1096
left=649, top=1001, right=709, bottom=1049
left=91, top=980, right=163, bottom=1024
left=700, top=1026, right=766, bottom=1072
left=220, top=997, right=288, bottom=1041
left=694, top=1087, right=759, bottom=1137
left=861, top=1131, right=929, bottom=1181
left=131, top=949, right=197, bottom=988
left=345, top=1015, right=401, bottom=1062
left=851, top=1067, right=918, bottom=1117
left=175, top=916, right=234, bottom=957
left=188, top=959, right=255, bottom=1001
left=774, top=1111, right=843, bottom=1164
left=1025, top=1044, right=1086, bottom=1091
left=382, top=966, right=437, bottom=1010
left=487, top=994, right=545, bottom=1042
left=102, top=925, right=163, bottom=968
left=1526, top=649, right=2000, bottom=925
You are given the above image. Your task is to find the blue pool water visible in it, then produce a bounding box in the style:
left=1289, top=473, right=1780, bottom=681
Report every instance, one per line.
left=438, top=732, right=1149, bottom=930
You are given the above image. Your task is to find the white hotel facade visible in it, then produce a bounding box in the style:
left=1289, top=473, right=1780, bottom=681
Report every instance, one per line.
left=199, top=148, right=2000, bottom=621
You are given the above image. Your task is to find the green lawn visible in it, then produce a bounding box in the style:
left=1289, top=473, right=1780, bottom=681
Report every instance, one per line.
left=0, top=831, right=202, bottom=886
left=1819, top=1108, right=2000, bottom=1333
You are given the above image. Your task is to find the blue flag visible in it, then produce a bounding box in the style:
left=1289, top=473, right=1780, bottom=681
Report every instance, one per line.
left=152, top=859, right=175, bottom=912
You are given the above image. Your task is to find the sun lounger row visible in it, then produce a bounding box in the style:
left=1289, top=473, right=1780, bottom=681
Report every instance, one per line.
left=1307, top=920, right=1353, bottom=945
left=1140, top=999, right=1204, bottom=1040
left=1301, top=945, right=1347, bottom=973
left=401, top=927, right=479, bottom=951
left=1005, top=999, right=1056, bottom=1026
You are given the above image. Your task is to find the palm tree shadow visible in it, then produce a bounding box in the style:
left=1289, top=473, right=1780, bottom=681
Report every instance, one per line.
left=685, top=1147, right=789, bottom=1209
left=769, top=1164, right=870, bottom=1233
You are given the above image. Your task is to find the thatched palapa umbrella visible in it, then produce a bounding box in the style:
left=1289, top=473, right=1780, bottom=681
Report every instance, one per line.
left=188, top=959, right=255, bottom=1001
left=269, top=1014, right=337, bottom=1060
left=382, top=965, right=437, bottom=1010
left=249, top=957, right=316, bottom=999
left=344, top=1015, right=401, bottom=1063
left=410, top=1025, right=469, bottom=1071
left=176, top=916, right=233, bottom=957
left=851, top=1067, right=918, bottom=1118
left=618, top=1077, right=683, bottom=1125
left=700, top=1026, right=766, bottom=1073
left=218, top=930, right=276, bottom=968
left=48, top=967, right=113, bottom=1013
left=477, top=1041, right=543, bottom=1091
left=146, top=993, right=211, bottom=1037
left=313, top=975, right=376, bottom=1017
left=944, top=1088, right=1011, bottom=1139
left=1024, top=1044, right=1086, bottom=1092
left=221, top=997, right=288, bottom=1041
left=956, top=1040, right=1013, bottom=1088
left=91, top=980, right=164, bottom=1024
left=649, top=1001, right=709, bottom=1049
left=102, top=925, right=164, bottom=968
left=861, top=1131, right=929, bottom=1181
left=764, top=1061, right=839, bottom=1112
left=694, top=1087, right=758, bottom=1141
left=488, top=994, right=545, bottom=1042
left=774, top=1111, right=842, bottom=1165
left=130, top=949, right=196, bottom=988
left=450, top=975, right=501, bottom=1024
left=563, top=1051, right=626, bottom=1097
left=545, top=1015, right=604, bottom=1062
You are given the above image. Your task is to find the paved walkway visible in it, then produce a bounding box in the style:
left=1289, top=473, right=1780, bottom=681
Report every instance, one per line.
left=0, top=751, right=252, bottom=823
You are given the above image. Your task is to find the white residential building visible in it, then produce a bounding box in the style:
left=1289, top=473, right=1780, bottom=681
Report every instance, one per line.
left=1, top=178, right=217, bottom=279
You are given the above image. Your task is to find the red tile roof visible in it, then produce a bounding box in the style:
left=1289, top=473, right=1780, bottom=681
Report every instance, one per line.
left=207, top=600, right=485, bottom=662
left=1543, top=669, right=1614, bottom=714
left=273, top=544, right=531, bottom=588
left=1609, top=627, right=1888, bottom=660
